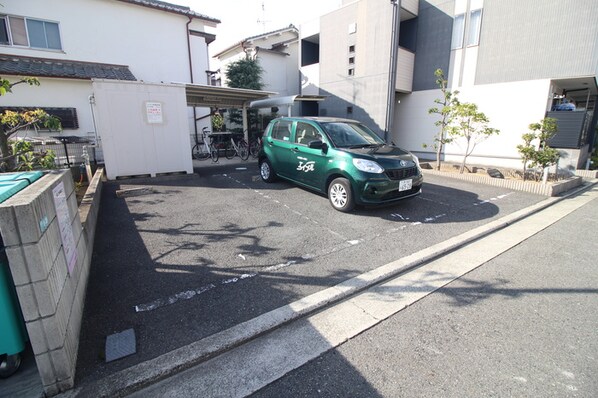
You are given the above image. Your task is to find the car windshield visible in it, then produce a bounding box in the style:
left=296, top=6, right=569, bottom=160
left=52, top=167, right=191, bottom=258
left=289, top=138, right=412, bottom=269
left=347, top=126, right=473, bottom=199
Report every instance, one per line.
left=321, top=122, right=385, bottom=148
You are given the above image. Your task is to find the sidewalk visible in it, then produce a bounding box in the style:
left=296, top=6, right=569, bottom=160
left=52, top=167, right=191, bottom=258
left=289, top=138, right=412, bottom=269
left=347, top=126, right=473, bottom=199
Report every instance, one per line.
left=62, top=180, right=598, bottom=397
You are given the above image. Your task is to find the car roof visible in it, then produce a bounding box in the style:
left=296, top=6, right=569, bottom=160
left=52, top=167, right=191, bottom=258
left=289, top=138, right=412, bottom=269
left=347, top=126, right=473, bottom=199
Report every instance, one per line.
left=274, top=116, right=360, bottom=124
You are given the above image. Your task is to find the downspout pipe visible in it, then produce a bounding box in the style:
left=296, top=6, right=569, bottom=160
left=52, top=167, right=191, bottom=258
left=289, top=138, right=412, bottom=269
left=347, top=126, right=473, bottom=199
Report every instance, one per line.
left=384, top=0, right=401, bottom=143
left=186, top=16, right=199, bottom=142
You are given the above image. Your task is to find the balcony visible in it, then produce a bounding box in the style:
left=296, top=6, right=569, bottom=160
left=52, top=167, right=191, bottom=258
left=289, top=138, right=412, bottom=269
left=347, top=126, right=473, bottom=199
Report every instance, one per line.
left=395, top=47, right=415, bottom=93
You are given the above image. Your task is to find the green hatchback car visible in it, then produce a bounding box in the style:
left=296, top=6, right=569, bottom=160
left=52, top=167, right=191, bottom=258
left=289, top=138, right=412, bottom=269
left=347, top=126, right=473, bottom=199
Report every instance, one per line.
left=258, top=117, right=423, bottom=212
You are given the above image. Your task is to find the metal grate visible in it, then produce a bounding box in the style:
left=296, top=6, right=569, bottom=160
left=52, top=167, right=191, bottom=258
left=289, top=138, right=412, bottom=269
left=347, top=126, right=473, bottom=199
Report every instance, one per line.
left=385, top=167, right=419, bottom=180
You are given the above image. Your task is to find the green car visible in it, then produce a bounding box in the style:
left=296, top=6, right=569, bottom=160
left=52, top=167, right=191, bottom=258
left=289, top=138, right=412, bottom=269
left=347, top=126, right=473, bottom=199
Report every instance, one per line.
left=258, top=117, right=423, bottom=212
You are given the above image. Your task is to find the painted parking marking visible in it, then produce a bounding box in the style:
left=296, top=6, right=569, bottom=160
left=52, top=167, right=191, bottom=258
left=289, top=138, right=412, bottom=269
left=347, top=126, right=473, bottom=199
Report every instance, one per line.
left=132, top=171, right=524, bottom=313
left=221, top=173, right=349, bottom=240
left=135, top=260, right=302, bottom=313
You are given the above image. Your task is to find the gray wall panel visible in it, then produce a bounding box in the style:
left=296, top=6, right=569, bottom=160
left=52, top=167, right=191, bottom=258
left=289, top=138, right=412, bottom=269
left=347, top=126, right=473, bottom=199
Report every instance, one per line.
left=412, top=0, right=454, bottom=91
left=476, top=0, right=598, bottom=84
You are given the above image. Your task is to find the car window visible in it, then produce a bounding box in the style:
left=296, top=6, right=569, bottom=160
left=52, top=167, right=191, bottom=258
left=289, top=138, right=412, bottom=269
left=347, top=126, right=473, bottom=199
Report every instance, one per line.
left=321, top=122, right=385, bottom=148
left=295, top=122, right=322, bottom=145
left=271, top=120, right=292, bottom=141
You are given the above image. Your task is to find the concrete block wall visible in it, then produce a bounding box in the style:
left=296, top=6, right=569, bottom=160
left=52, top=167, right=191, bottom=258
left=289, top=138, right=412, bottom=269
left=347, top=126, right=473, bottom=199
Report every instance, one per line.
left=0, top=168, right=103, bottom=396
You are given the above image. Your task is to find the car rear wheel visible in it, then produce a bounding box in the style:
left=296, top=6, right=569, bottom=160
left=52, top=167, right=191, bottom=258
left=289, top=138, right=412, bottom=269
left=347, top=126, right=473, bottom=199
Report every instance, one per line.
left=260, top=159, right=277, bottom=182
left=328, top=177, right=355, bottom=212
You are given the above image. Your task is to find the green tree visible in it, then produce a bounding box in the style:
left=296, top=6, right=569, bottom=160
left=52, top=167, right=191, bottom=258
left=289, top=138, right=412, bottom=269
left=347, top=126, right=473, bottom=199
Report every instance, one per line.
left=1, top=76, right=61, bottom=171
left=426, top=69, right=459, bottom=170
left=529, top=117, right=560, bottom=178
left=225, top=58, right=264, bottom=137
left=448, top=102, right=500, bottom=174
left=516, top=132, right=536, bottom=181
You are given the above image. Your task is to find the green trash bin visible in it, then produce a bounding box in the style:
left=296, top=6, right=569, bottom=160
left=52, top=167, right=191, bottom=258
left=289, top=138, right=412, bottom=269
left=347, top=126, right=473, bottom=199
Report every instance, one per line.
left=0, top=171, right=43, bottom=377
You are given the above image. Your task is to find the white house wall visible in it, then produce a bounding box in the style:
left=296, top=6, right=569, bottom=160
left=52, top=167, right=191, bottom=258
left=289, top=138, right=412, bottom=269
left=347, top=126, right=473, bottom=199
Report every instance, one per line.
left=4, top=78, right=96, bottom=139
left=3, top=0, right=210, bottom=84
left=397, top=79, right=552, bottom=169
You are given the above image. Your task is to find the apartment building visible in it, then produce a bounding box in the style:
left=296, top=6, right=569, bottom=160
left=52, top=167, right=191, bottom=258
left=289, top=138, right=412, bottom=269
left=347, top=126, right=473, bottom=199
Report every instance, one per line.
left=300, top=0, right=598, bottom=170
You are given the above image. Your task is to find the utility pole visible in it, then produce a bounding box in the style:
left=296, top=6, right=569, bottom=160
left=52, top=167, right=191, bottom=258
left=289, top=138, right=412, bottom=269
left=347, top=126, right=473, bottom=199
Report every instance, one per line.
left=384, top=0, right=401, bottom=143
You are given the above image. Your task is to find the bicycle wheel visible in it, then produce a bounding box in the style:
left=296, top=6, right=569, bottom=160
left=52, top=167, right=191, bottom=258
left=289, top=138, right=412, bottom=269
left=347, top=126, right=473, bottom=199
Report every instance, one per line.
left=192, top=143, right=209, bottom=160
left=239, top=140, right=250, bottom=161
left=225, top=142, right=235, bottom=159
left=249, top=139, right=260, bottom=158
left=210, top=145, right=219, bottom=162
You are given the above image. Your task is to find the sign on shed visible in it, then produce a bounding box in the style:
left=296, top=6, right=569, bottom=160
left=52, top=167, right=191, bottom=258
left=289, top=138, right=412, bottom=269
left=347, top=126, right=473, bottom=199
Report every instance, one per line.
left=92, top=80, right=193, bottom=179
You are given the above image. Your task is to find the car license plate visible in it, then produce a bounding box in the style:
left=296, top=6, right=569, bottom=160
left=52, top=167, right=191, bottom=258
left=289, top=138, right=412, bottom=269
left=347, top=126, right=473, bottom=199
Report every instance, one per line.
left=399, top=179, right=412, bottom=192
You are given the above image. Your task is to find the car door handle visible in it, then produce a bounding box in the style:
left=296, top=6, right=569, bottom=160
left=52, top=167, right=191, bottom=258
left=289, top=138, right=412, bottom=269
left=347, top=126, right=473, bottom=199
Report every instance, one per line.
left=291, top=147, right=299, bottom=153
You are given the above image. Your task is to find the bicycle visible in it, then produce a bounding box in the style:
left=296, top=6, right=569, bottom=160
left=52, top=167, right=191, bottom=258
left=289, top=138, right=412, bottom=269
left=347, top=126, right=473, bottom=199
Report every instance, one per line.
left=225, top=133, right=249, bottom=161
left=192, top=127, right=219, bottom=162
left=249, top=135, right=262, bottom=158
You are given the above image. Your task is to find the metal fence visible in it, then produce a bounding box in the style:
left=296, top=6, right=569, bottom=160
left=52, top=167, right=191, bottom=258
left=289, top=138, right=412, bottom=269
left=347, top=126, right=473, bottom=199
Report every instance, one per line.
left=29, top=137, right=100, bottom=168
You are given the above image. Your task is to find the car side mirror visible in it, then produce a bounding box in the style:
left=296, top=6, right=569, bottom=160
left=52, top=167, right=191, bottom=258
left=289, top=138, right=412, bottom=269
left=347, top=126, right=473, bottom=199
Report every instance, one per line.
left=308, top=140, right=328, bottom=154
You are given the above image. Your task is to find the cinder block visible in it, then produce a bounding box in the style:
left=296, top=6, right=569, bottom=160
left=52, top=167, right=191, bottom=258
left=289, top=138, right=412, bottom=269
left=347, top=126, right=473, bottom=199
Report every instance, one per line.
left=42, top=316, right=65, bottom=351
left=22, top=219, right=62, bottom=282
left=0, top=205, right=21, bottom=246
left=15, top=284, right=40, bottom=322
left=50, top=347, right=74, bottom=381
left=35, top=351, right=56, bottom=387
left=42, top=383, right=60, bottom=397
left=32, top=279, right=58, bottom=318
left=55, top=376, right=75, bottom=392
left=11, top=171, right=71, bottom=245
left=5, top=245, right=30, bottom=286
left=25, top=319, right=49, bottom=354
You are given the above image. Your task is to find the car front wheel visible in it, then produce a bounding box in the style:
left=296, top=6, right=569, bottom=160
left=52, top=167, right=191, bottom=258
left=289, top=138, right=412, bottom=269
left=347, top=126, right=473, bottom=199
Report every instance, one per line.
left=260, top=159, right=277, bottom=182
left=328, top=177, right=355, bottom=212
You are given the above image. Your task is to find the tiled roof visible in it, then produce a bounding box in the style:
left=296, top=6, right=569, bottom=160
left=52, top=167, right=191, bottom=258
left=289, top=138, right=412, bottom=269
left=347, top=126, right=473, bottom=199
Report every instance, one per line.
left=244, top=24, right=298, bottom=42
left=117, top=0, right=220, bottom=23
left=214, top=24, right=298, bottom=58
left=0, top=55, right=137, bottom=81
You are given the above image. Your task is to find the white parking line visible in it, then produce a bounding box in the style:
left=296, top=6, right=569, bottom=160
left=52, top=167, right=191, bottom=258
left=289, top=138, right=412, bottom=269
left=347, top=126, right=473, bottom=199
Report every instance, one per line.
left=134, top=176, right=521, bottom=313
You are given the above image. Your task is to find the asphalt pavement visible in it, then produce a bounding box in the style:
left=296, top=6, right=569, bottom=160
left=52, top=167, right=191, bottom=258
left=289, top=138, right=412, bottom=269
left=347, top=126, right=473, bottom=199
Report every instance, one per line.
left=132, top=182, right=598, bottom=397
left=251, top=184, right=598, bottom=398
left=65, top=158, right=594, bottom=396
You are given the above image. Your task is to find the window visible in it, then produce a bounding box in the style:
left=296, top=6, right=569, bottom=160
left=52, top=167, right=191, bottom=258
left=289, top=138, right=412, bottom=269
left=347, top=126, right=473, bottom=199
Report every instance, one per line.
left=349, top=56, right=355, bottom=65
left=467, top=9, right=482, bottom=46
left=0, top=14, right=61, bottom=50
left=0, top=16, right=9, bottom=45
left=348, top=68, right=354, bottom=76
left=0, top=107, right=78, bottom=129
left=295, top=122, right=320, bottom=145
left=271, top=120, right=292, bottom=141
left=349, top=45, right=355, bottom=53
left=451, top=14, right=465, bottom=49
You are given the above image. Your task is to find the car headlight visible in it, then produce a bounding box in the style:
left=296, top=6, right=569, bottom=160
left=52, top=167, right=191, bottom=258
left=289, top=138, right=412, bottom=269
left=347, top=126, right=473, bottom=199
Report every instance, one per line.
left=352, top=158, right=384, bottom=173
left=411, top=154, right=422, bottom=170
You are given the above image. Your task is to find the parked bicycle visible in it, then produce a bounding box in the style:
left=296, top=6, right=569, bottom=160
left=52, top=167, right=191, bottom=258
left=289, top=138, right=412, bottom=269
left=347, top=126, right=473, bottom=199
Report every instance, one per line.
left=249, top=135, right=262, bottom=159
left=225, top=133, right=249, bottom=161
left=192, top=127, right=218, bottom=162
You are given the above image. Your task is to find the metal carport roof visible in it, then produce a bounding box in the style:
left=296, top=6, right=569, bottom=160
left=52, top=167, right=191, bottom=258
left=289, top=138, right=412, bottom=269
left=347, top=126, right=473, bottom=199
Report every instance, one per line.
left=185, top=83, right=276, bottom=108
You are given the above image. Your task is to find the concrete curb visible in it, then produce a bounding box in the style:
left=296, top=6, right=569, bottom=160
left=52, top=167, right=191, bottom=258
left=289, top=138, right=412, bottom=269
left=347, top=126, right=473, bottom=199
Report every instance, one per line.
left=63, top=179, right=598, bottom=397
left=422, top=168, right=583, bottom=196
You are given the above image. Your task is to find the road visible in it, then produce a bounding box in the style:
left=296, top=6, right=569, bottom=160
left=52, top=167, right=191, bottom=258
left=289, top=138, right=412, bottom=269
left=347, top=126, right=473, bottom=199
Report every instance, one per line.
left=131, top=182, right=598, bottom=397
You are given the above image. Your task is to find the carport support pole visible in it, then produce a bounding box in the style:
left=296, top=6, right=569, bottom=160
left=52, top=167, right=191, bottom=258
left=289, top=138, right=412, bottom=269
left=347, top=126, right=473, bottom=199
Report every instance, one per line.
left=242, top=103, right=249, bottom=142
